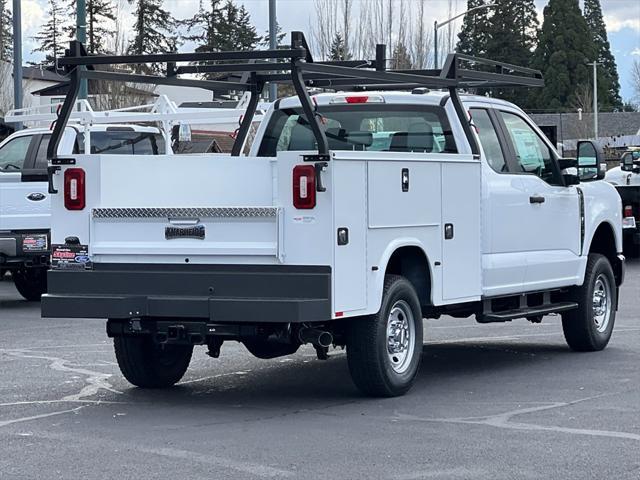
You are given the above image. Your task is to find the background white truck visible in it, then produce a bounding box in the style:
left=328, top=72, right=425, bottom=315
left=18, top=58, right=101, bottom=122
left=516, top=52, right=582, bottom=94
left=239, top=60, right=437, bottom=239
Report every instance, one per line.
left=0, top=122, right=165, bottom=299
left=42, top=35, right=624, bottom=397
left=1, top=96, right=266, bottom=300
left=605, top=148, right=640, bottom=257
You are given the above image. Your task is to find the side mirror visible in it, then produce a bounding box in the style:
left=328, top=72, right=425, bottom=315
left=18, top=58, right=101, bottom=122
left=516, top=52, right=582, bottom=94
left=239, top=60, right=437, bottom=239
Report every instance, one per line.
left=577, top=140, right=606, bottom=181
left=621, top=151, right=640, bottom=173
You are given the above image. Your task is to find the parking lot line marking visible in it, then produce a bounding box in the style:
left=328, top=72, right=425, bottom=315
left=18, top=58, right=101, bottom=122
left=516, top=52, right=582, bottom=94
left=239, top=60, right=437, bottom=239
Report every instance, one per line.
left=139, top=447, right=295, bottom=478
left=0, top=407, right=85, bottom=428
left=396, top=392, right=640, bottom=442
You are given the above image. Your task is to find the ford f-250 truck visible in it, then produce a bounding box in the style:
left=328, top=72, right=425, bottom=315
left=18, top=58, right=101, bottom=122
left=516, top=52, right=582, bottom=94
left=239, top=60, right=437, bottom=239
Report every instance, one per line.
left=42, top=35, right=624, bottom=397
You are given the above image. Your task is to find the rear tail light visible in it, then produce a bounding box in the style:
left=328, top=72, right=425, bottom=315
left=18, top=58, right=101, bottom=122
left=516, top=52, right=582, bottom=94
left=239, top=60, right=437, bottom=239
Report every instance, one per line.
left=64, top=168, right=86, bottom=210
left=292, top=165, right=316, bottom=209
left=624, top=205, right=633, bottom=218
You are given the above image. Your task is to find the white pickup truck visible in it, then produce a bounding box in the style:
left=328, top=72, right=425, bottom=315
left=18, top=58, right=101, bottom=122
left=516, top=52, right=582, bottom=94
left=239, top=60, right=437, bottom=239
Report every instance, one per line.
left=42, top=38, right=624, bottom=397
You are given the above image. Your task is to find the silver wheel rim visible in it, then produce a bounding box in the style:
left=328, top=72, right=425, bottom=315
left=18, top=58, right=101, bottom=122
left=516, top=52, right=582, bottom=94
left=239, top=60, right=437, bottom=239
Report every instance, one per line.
left=592, top=274, right=612, bottom=333
left=386, top=300, right=416, bottom=374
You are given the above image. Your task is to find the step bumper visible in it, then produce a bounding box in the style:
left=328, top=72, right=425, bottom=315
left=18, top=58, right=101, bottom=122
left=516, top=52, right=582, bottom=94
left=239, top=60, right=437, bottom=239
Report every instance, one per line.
left=42, top=263, right=331, bottom=323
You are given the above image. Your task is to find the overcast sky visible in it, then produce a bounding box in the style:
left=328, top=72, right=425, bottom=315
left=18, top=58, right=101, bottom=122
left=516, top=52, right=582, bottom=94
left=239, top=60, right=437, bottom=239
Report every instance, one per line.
left=19, top=0, right=640, bottom=102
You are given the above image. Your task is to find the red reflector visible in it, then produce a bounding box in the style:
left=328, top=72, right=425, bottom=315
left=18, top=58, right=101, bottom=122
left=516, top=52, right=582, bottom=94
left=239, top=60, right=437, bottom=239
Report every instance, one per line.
left=624, top=205, right=633, bottom=218
left=345, top=96, right=369, bottom=104
left=335, top=312, right=344, bottom=317
left=292, top=165, right=316, bottom=209
left=64, top=168, right=86, bottom=210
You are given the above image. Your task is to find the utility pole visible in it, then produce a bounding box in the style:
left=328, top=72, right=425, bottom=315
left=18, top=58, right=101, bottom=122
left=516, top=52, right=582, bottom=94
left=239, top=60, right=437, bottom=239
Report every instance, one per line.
left=268, top=0, right=277, bottom=102
left=587, top=61, right=599, bottom=139
left=434, top=20, right=438, bottom=71
left=11, top=0, right=22, bottom=130
left=77, top=0, right=88, bottom=99
left=434, top=3, right=496, bottom=70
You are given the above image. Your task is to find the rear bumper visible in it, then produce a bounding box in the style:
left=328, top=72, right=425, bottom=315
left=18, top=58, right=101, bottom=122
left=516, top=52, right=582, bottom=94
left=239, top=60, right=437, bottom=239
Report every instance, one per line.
left=0, top=231, right=50, bottom=267
left=42, top=263, right=332, bottom=323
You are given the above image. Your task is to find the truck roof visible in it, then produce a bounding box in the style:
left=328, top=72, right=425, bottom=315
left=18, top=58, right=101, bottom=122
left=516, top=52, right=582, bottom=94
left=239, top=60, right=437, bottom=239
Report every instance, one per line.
left=276, top=91, right=520, bottom=110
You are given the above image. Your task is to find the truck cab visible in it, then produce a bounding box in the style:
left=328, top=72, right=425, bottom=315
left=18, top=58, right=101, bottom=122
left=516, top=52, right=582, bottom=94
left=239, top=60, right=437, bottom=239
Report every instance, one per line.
left=41, top=37, right=625, bottom=397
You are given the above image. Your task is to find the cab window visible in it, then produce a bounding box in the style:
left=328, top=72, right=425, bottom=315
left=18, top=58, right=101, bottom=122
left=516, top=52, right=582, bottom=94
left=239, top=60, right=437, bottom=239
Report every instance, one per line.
left=470, top=109, right=506, bottom=173
left=90, top=131, right=165, bottom=155
left=34, top=134, right=81, bottom=169
left=499, top=111, right=558, bottom=184
left=0, top=135, right=32, bottom=172
left=258, top=105, right=457, bottom=156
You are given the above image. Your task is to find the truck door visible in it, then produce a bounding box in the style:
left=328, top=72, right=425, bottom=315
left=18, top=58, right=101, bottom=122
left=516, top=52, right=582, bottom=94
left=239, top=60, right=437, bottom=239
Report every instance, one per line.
left=0, top=134, right=49, bottom=231
left=495, top=110, right=581, bottom=290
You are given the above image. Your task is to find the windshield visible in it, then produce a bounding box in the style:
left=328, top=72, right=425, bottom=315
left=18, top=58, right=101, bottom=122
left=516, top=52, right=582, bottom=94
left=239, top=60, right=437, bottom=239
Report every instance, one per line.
left=258, top=104, right=457, bottom=156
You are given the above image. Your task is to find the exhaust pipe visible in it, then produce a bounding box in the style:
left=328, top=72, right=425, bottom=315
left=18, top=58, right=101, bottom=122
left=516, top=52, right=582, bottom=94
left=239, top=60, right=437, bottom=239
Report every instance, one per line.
left=299, top=328, right=333, bottom=348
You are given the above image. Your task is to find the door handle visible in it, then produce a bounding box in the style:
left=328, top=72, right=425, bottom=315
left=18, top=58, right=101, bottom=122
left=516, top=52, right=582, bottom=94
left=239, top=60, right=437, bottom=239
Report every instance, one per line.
left=529, top=195, right=545, bottom=204
left=27, top=192, right=47, bottom=201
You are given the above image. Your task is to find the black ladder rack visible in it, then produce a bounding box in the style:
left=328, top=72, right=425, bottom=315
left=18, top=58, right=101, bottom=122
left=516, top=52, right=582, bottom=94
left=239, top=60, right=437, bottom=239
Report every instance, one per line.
left=48, top=31, right=543, bottom=160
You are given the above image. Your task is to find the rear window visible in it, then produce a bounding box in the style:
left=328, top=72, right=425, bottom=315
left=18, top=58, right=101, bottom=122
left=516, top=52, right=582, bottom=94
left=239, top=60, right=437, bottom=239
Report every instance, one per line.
left=257, top=104, right=457, bottom=156
left=34, top=131, right=165, bottom=169
left=90, top=131, right=165, bottom=155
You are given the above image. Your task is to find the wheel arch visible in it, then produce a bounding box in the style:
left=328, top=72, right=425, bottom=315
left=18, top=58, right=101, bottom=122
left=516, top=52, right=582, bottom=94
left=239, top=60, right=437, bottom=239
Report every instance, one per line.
left=586, top=221, right=624, bottom=286
left=375, top=240, right=433, bottom=313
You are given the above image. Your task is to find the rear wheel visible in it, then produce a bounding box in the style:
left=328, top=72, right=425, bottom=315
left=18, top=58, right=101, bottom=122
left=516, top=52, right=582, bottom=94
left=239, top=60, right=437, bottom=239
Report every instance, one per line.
left=562, top=254, right=616, bottom=352
left=346, top=275, right=423, bottom=397
left=12, top=267, right=47, bottom=301
left=114, top=335, right=193, bottom=388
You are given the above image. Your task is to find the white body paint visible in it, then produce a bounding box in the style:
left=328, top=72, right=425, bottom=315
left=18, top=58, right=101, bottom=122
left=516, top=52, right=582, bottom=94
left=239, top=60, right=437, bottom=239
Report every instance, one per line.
left=48, top=92, right=622, bottom=319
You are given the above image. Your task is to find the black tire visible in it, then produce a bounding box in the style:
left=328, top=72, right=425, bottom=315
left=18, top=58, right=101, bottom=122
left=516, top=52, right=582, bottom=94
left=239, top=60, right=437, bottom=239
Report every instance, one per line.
left=114, top=335, right=193, bottom=388
left=243, top=340, right=300, bottom=359
left=562, top=253, right=617, bottom=352
left=12, top=268, right=47, bottom=301
left=346, top=275, right=423, bottom=397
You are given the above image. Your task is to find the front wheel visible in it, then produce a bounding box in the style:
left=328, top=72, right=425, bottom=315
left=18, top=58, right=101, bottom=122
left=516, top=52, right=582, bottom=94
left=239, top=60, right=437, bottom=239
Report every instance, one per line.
left=12, top=267, right=47, bottom=301
left=114, top=336, right=193, bottom=388
left=562, top=254, right=617, bottom=352
left=346, top=275, right=423, bottom=397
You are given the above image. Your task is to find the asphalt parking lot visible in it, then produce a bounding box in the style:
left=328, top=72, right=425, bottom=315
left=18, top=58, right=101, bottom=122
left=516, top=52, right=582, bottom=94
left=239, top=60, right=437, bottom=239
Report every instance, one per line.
left=1, top=261, right=639, bottom=480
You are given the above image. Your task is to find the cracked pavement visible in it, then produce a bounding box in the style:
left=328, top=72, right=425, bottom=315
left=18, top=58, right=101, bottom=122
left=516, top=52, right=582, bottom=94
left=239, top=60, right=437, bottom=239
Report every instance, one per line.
left=1, top=260, right=639, bottom=479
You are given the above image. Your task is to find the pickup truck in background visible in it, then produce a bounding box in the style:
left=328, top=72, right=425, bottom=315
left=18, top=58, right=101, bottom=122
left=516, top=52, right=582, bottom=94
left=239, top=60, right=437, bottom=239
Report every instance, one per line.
left=42, top=36, right=624, bottom=397
left=605, top=148, right=640, bottom=257
left=0, top=124, right=165, bottom=300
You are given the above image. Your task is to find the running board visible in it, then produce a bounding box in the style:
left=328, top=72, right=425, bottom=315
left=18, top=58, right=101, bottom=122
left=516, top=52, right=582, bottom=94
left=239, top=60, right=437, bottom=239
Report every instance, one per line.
left=478, top=302, right=578, bottom=323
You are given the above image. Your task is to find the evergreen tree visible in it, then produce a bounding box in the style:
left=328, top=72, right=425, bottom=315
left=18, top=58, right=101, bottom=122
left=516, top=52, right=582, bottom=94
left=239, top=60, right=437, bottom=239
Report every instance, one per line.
left=215, top=1, right=259, bottom=51
left=484, top=0, right=539, bottom=106
left=128, top=0, right=178, bottom=71
left=583, top=0, right=622, bottom=109
left=533, top=0, right=595, bottom=110
left=185, top=0, right=258, bottom=53
left=0, top=0, right=12, bottom=62
left=183, top=0, right=224, bottom=53
left=456, top=0, right=490, bottom=57
left=32, top=0, right=68, bottom=65
left=258, top=22, right=286, bottom=49
left=329, top=32, right=350, bottom=61
left=391, top=42, right=412, bottom=70
left=66, top=0, right=116, bottom=54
